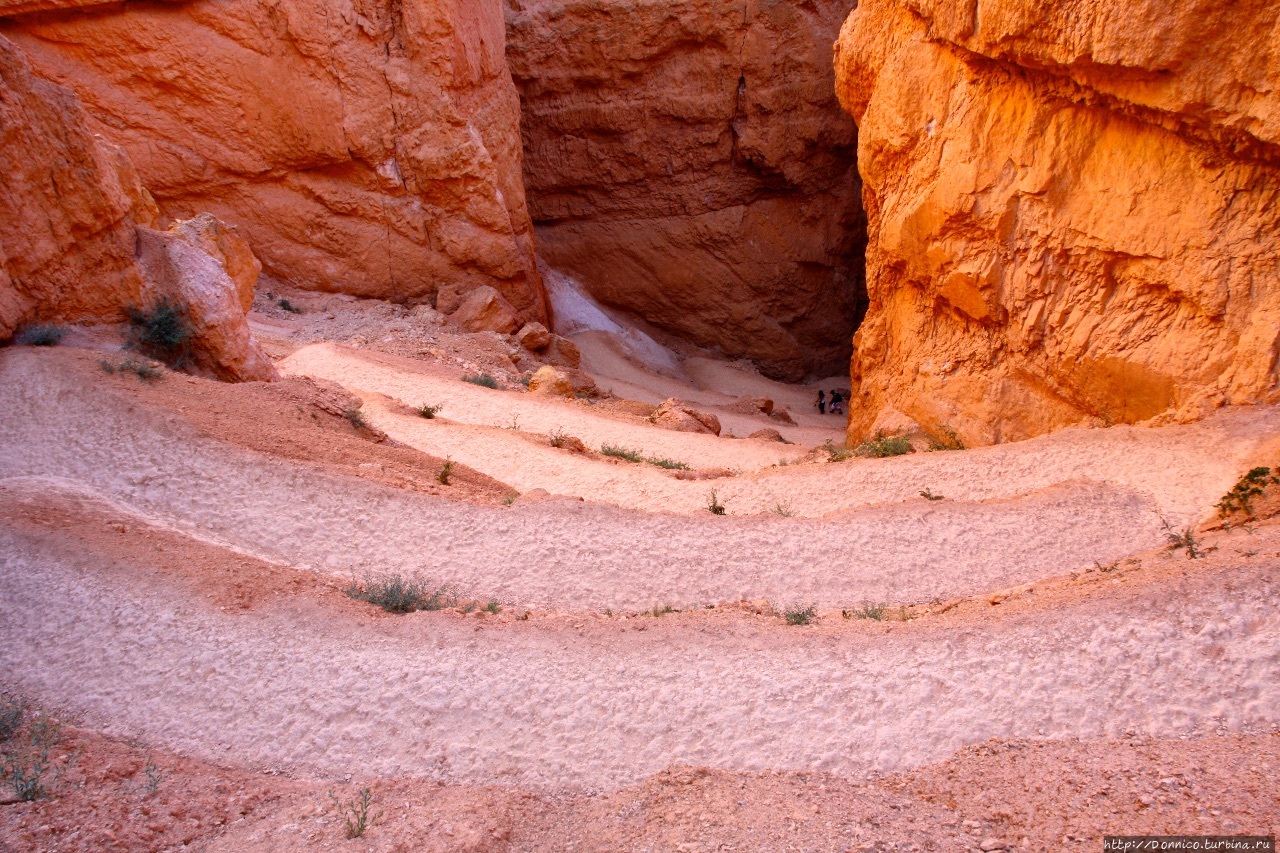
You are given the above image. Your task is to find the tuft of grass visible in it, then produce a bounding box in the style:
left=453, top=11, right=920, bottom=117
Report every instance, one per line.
left=417, top=403, right=443, bottom=419
left=138, top=756, right=164, bottom=796
left=549, top=427, right=570, bottom=448
left=784, top=604, right=817, bottom=626
left=855, top=431, right=914, bottom=458
left=101, top=354, right=163, bottom=381
left=649, top=605, right=676, bottom=617
left=277, top=297, right=303, bottom=314
left=437, top=456, right=454, bottom=485
left=0, top=696, right=63, bottom=802
left=1216, top=466, right=1277, bottom=519
left=1095, top=560, right=1119, bottom=574
left=462, top=372, right=500, bottom=389
left=502, top=491, right=519, bottom=506
left=1164, top=521, right=1203, bottom=559
left=707, top=489, right=727, bottom=515
left=329, top=787, right=381, bottom=839
left=771, top=501, right=795, bottom=518
left=926, top=426, right=964, bottom=451
left=484, top=599, right=501, bottom=615
left=601, top=443, right=644, bottom=463
left=126, top=296, right=193, bottom=367
left=823, top=439, right=853, bottom=462
left=919, top=488, right=944, bottom=501
left=646, top=456, right=690, bottom=470
left=15, top=324, right=65, bottom=347
left=504, top=414, right=521, bottom=431
left=344, top=407, right=367, bottom=429
left=843, top=602, right=887, bottom=621
left=345, top=575, right=455, bottom=613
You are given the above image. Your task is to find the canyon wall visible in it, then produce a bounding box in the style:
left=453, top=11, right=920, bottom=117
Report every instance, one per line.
left=836, top=0, right=1280, bottom=445
left=1, top=0, right=548, bottom=322
left=506, top=0, right=864, bottom=381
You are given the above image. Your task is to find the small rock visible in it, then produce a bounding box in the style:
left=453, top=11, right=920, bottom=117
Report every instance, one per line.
left=769, top=407, right=797, bottom=425
left=980, top=838, right=1008, bottom=852
left=528, top=365, right=574, bottom=397
left=516, top=321, right=553, bottom=351
left=748, top=428, right=785, bottom=442
left=449, top=286, right=521, bottom=334
left=652, top=398, right=721, bottom=435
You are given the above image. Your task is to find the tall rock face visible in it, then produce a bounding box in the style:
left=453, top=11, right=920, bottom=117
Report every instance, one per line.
left=2, top=0, right=548, bottom=322
left=0, top=31, right=149, bottom=336
left=506, top=0, right=865, bottom=381
left=835, top=0, right=1280, bottom=446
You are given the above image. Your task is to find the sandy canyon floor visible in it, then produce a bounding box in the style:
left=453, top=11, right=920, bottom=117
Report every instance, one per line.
left=0, top=290, right=1278, bottom=851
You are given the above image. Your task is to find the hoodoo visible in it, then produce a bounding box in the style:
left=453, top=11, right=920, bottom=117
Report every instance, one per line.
left=835, top=0, right=1280, bottom=446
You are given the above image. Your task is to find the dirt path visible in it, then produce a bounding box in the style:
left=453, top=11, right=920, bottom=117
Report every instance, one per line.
left=2, top=482, right=1277, bottom=794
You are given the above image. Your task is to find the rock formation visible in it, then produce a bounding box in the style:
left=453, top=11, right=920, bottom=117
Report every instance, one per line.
left=2, top=0, right=548, bottom=322
left=505, top=0, right=865, bottom=381
left=1, top=34, right=274, bottom=381
left=835, top=0, right=1280, bottom=445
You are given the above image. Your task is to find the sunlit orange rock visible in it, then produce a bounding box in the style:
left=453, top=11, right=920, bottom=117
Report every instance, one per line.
left=835, top=0, right=1280, bottom=445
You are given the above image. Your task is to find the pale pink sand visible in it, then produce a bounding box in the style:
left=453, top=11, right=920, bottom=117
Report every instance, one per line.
left=0, top=355, right=1172, bottom=610
left=1, top=494, right=1277, bottom=793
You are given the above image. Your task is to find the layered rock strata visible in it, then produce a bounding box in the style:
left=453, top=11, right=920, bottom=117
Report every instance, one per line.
left=835, top=0, right=1280, bottom=445
left=2, top=0, right=548, bottom=321
left=506, top=0, right=865, bottom=380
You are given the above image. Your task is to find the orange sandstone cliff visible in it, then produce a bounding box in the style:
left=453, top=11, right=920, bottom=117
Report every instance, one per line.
left=506, top=0, right=864, bottom=381
left=835, top=0, right=1280, bottom=445
left=1, top=0, right=548, bottom=322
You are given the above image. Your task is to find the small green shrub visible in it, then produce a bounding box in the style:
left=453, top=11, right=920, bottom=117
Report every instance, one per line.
left=417, top=403, right=443, bottom=419
left=1164, top=522, right=1203, bottom=559
left=15, top=324, right=65, bottom=347
left=345, top=575, right=454, bottom=613
left=437, top=457, right=454, bottom=485
left=484, top=599, right=501, bottom=614
left=0, top=698, right=62, bottom=802
left=823, top=439, right=853, bottom=462
left=462, top=372, right=500, bottom=389
left=277, top=298, right=303, bottom=314
left=843, top=602, right=887, bottom=621
left=926, top=426, right=964, bottom=451
left=329, top=787, right=381, bottom=839
left=646, top=456, right=690, bottom=470
left=784, top=605, right=817, bottom=626
left=602, top=443, right=643, bottom=463
left=1216, top=467, right=1277, bottom=518
left=126, top=296, right=193, bottom=367
left=101, top=355, right=163, bottom=381
left=707, top=489, right=727, bottom=515
left=344, top=407, right=367, bottom=429
left=855, top=431, right=913, bottom=459
left=549, top=428, right=570, bottom=448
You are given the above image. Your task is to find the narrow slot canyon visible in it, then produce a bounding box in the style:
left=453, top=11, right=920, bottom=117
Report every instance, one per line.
left=504, top=0, right=868, bottom=383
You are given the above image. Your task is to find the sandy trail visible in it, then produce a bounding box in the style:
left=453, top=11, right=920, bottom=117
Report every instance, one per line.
left=0, top=353, right=1174, bottom=610
left=1, top=483, right=1276, bottom=793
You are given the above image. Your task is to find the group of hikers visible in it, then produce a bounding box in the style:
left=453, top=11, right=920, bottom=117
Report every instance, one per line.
left=815, top=389, right=845, bottom=415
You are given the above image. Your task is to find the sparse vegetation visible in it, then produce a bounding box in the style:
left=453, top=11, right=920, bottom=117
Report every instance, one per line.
left=1164, top=522, right=1203, bottom=559
left=1216, top=467, right=1278, bottom=519
left=823, top=439, right=853, bottom=462
left=549, top=427, right=571, bottom=448
left=277, top=298, right=303, bottom=314
left=650, top=605, right=676, bottom=617
left=926, top=426, right=964, bottom=451
left=646, top=456, right=690, bottom=470
left=417, top=403, right=444, bottom=419
left=437, top=457, right=454, bottom=485
left=462, top=372, right=500, bottom=389
left=100, top=354, right=163, bottom=381
left=0, top=695, right=63, bottom=802
left=484, top=599, right=501, bottom=615
left=602, top=443, right=644, bottom=463
left=345, top=575, right=455, bottom=613
left=505, top=414, right=521, bottom=430
left=1095, top=560, right=1119, bottom=574
left=784, top=604, right=817, bottom=626
left=503, top=491, right=519, bottom=506
left=139, top=756, right=165, bottom=795
left=126, top=296, right=193, bottom=367
left=771, top=501, right=795, bottom=517
left=15, top=323, right=65, bottom=347
left=706, top=489, right=727, bottom=515
left=843, top=602, right=888, bottom=621
left=920, top=488, right=944, bottom=501
left=344, top=407, right=367, bottom=429
left=855, top=431, right=913, bottom=458
left=329, top=787, right=381, bottom=839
